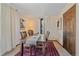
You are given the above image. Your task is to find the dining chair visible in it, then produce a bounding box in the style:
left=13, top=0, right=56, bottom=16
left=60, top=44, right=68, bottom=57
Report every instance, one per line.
left=45, top=31, right=50, bottom=41
left=35, top=41, right=46, bottom=55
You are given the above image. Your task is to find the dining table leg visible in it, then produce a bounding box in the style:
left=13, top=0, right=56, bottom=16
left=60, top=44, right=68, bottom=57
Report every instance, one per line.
left=21, top=42, right=23, bottom=56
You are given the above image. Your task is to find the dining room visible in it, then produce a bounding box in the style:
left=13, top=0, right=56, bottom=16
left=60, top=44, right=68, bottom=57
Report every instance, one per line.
left=1, top=3, right=79, bottom=56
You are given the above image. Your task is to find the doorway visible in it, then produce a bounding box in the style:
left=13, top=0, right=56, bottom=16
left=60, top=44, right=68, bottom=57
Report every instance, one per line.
left=63, top=5, right=76, bottom=56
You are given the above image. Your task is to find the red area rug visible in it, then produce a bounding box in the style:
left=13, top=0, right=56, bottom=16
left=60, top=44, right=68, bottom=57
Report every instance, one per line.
left=15, top=41, right=59, bottom=56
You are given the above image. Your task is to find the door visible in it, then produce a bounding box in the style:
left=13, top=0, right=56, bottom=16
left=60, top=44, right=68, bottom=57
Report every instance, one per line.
left=63, top=5, right=76, bottom=55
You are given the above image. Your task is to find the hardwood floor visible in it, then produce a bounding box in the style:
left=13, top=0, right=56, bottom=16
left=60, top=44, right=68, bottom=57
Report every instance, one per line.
left=3, top=45, right=21, bottom=56
left=3, top=40, right=71, bottom=56
left=53, top=41, right=71, bottom=56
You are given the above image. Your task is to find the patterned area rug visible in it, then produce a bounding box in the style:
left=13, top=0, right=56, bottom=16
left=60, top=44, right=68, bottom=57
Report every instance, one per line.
left=15, top=41, right=59, bottom=56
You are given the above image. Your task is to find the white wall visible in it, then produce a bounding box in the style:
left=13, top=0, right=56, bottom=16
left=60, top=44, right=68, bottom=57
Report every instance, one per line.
left=1, top=4, right=12, bottom=55
left=15, top=11, right=21, bottom=45
left=44, top=16, right=59, bottom=40
left=10, top=4, right=21, bottom=46
left=10, top=7, right=20, bottom=48
left=76, top=3, right=79, bottom=56
left=0, top=3, right=1, bottom=55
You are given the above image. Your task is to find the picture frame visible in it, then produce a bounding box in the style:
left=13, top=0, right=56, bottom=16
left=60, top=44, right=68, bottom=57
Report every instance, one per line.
left=20, top=18, right=25, bottom=29
left=57, top=17, right=62, bottom=30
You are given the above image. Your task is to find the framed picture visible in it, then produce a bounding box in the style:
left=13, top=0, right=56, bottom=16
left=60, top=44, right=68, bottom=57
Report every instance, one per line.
left=57, top=17, right=62, bottom=30
left=20, top=18, right=25, bottom=29
left=57, top=20, right=59, bottom=28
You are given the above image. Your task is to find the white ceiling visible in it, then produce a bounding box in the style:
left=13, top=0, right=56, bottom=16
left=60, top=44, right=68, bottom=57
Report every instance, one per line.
left=11, top=3, right=67, bottom=17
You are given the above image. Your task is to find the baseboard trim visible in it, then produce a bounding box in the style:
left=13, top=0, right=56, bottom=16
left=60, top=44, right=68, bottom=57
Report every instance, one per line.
left=2, top=48, right=14, bottom=56
left=52, top=40, right=63, bottom=47
left=2, top=44, right=20, bottom=56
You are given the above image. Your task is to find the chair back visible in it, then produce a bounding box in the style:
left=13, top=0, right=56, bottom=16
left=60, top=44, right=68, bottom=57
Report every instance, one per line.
left=45, top=31, right=50, bottom=41
left=20, top=31, right=27, bottom=39
left=28, top=30, right=34, bottom=36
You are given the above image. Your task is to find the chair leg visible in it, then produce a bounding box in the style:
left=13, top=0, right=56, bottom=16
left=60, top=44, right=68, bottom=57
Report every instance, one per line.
left=30, top=45, right=36, bottom=56
left=30, top=46, right=32, bottom=56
